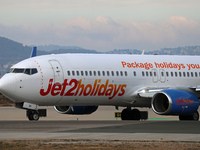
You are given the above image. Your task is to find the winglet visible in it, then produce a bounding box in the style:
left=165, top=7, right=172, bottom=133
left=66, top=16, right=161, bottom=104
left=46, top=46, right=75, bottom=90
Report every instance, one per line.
left=30, top=46, right=37, bottom=57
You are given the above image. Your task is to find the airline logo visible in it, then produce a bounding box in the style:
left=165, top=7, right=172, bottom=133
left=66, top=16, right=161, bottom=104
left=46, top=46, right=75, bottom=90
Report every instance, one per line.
left=175, top=99, right=194, bottom=105
left=40, top=79, right=127, bottom=99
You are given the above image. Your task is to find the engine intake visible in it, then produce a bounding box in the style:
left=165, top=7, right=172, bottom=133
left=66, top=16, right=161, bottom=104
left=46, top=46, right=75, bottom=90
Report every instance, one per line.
left=151, top=89, right=199, bottom=115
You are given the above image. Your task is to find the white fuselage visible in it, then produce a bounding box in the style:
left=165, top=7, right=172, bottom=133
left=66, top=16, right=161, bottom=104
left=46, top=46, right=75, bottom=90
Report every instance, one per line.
left=0, top=54, right=200, bottom=108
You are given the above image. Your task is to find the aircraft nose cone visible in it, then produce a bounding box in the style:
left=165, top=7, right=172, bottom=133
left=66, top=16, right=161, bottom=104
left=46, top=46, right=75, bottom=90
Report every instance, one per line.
left=0, top=74, right=16, bottom=99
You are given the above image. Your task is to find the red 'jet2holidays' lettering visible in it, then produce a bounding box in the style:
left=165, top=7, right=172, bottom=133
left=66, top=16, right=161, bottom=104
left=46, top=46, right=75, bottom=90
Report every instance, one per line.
left=40, top=79, right=127, bottom=99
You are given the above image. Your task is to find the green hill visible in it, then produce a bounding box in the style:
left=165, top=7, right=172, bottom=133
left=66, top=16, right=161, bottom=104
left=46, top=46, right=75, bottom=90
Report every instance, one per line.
left=0, top=37, right=31, bottom=58
left=0, top=37, right=32, bottom=75
left=0, top=36, right=99, bottom=75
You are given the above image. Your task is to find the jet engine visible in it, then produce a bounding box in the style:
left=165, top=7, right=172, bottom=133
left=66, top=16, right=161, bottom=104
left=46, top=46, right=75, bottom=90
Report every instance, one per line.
left=54, top=106, right=98, bottom=115
left=151, top=89, right=199, bottom=115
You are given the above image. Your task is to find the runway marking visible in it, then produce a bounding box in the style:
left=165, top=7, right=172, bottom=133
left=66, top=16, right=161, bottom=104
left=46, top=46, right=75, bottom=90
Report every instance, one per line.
left=148, top=118, right=177, bottom=120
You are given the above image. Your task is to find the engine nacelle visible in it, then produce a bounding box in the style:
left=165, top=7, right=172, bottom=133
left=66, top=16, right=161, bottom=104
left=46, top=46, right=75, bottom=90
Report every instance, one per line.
left=54, top=106, right=98, bottom=115
left=151, top=89, right=199, bottom=115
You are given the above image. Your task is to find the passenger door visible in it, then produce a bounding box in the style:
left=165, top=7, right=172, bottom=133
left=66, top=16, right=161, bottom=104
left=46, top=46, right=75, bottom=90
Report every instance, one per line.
left=49, top=60, right=64, bottom=84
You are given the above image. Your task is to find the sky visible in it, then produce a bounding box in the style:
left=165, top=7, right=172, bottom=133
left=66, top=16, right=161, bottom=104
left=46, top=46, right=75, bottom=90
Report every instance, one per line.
left=0, top=0, right=200, bottom=52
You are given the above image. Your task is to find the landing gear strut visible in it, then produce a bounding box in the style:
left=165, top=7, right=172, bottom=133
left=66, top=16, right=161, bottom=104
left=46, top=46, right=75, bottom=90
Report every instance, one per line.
left=15, top=102, right=47, bottom=121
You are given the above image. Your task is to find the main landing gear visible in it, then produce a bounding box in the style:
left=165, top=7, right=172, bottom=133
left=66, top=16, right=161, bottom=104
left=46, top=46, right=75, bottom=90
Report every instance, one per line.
left=121, top=108, right=148, bottom=120
left=179, top=111, right=199, bottom=121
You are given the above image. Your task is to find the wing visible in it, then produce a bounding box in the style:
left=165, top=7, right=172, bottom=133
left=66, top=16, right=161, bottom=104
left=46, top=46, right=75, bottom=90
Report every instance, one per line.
left=136, top=86, right=199, bottom=98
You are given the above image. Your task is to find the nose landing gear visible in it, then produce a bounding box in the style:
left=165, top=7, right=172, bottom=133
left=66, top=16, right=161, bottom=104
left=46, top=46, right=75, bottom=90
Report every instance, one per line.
left=26, top=109, right=47, bottom=121
left=26, top=110, right=39, bottom=121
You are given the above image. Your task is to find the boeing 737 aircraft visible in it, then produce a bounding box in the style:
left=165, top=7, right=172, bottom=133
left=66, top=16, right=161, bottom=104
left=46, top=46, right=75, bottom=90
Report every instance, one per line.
left=0, top=47, right=200, bottom=121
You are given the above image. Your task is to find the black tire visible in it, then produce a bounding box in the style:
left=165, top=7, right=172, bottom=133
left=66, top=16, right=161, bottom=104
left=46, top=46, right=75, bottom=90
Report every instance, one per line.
left=121, top=109, right=129, bottom=120
left=192, top=111, right=199, bottom=121
left=179, top=111, right=199, bottom=121
left=32, top=112, right=39, bottom=121
left=28, top=114, right=33, bottom=121
left=121, top=109, right=141, bottom=120
left=28, top=111, right=39, bottom=121
left=130, top=109, right=141, bottom=120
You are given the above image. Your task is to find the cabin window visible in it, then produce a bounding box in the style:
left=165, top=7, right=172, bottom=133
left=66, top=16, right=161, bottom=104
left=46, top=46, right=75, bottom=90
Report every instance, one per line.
left=107, top=71, right=110, bottom=76
left=116, top=71, right=119, bottom=76
left=125, top=71, right=127, bottom=76
left=187, top=72, right=190, bottom=77
left=85, top=71, right=88, bottom=76
left=102, top=71, right=105, bottom=76
left=149, top=71, right=152, bottom=77
left=179, top=72, right=182, bottom=77
left=133, top=71, right=136, bottom=76
left=175, top=72, right=177, bottom=77
left=89, top=71, right=92, bottom=76
left=76, top=71, right=79, bottom=76
left=93, top=71, right=96, bottom=76
left=146, top=71, right=148, bottom=76
left=120, top=71, right=123, bottom=76
left=191, top=72, right=194, bottom=77
left=161, top=71, right=164, bottom=77
left=142, top=71, right=144, bottom=76
left=98, top=71, right=101, bottom=76
left=72, top=71, right=75, bottom=76
left=111, top=71, right=114, bottom=76
left=171, top=72, right=173, bottom=77
left=154, top=71, right=157, bottom=77
left=183, top=72, right=186, bottom=77
left=166, top=72, right=169, bottom=77
left=67, top=71, right=70, bottom=76
left=81, top=71, right=84, bottom=76
left=195, top=72, right=198, bottom=77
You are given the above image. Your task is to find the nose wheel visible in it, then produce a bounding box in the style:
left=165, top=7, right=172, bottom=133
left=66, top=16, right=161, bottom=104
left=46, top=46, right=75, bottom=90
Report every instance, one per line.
left=27, top=110, right=39, bottom=121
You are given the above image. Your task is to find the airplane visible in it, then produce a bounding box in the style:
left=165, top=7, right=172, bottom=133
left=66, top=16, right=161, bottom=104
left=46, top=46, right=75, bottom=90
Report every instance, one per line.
left=0, top=47, right=200, bottom=121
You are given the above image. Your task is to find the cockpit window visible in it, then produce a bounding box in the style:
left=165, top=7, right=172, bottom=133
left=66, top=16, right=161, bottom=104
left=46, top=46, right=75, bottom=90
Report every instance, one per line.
left=24, top=69, right=31, bottom=75
left=24, top=68, right=38, bottom=75
left=31, top=69, right=38, bottom=75
left=8, top=68, right=14, bottom=73
left=13, top=68, right=25, bottom=73
left=9, top=68, right=38, bottom=75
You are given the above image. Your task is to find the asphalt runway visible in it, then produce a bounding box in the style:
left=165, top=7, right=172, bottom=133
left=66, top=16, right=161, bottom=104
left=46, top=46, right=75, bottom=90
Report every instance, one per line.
left=0, top=107, right=200, bottom=141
